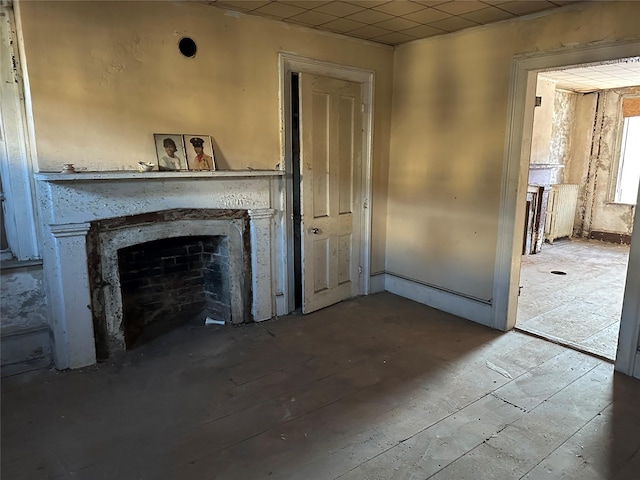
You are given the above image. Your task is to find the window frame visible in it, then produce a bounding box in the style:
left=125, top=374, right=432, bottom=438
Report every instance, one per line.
left=614, top=114, right=640, bottom=205
left=608, top=94, right=640, bottom=206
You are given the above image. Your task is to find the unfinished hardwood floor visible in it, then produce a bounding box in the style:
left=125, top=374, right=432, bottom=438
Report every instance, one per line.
left=2, top=292, right=640, bottom=479
left=517, top=238, right=630, bottom=360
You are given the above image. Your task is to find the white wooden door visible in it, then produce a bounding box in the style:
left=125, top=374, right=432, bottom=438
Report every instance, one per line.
left=299, top=73, right=362, bottom=313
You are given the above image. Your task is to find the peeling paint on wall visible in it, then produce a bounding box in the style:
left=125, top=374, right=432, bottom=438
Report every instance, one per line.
left=0, top=265, right=48, bottom=333
left=549, top=89, right=577, bottom=170
left=590, top=88, right=638, bottom=236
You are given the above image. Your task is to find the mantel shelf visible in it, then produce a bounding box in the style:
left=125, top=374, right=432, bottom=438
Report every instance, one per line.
left=34, top=169, right=285, bottom=182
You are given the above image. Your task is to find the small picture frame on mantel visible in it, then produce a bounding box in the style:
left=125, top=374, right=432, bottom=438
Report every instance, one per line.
left=154, top=134, right=188, bottom=171
left=184, top=135, right=215, bottom=171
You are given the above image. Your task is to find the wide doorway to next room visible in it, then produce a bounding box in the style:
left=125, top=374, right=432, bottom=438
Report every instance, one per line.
left=516, top=58, right=640, bottom=361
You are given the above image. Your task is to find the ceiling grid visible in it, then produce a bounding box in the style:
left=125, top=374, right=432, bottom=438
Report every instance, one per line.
left=206, top=0, right=580, bottom=46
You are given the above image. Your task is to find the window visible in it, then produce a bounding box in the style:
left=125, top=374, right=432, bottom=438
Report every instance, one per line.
left=615, top=115, right=640, bottom=205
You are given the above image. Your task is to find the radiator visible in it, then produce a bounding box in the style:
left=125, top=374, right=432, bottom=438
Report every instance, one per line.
left=544, top=184, right=579, bottom=243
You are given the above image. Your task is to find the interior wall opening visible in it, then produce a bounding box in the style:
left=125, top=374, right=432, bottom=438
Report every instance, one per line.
left=291, top=72, right=302, bottom=311
left=515, top=58, right=640, bottom=361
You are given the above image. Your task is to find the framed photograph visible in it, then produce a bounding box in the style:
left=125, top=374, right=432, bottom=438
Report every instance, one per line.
left=154, top=134, right=188, bottom=171
left=184, top=135, right=215, bottom=171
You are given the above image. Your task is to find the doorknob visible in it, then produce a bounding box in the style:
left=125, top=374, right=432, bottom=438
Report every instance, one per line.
left=308, top=227, right=320, bottom=234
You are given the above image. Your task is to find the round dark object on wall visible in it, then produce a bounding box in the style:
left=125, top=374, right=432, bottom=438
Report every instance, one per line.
left=550, top=270, right=567, bottom=275
left=179, top=37, right=197, bottom=58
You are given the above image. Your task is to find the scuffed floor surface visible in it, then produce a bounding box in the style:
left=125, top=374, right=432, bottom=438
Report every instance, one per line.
left=517, top=238, right=630, bottom=360
left=2, top=292, right=640, bottom=479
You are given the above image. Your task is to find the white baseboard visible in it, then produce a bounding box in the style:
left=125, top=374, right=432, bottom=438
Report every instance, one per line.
left=369, top=272, right=386, bottom=293
left=384, top=272, right=493, bottom=327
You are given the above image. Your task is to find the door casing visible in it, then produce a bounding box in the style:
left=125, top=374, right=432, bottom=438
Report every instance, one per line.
left=278, top=53, right=375, bottom=314
left=493, top=39, right=640, bottom=377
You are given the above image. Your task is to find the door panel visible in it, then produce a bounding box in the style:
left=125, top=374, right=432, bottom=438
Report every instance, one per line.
left=312, top=91, right=330, bottom=218
left=338, top=234, right=352, bottom=285
left=299, top=73, right=362, bottom=313
left=313, top=237, right=329, bottom=293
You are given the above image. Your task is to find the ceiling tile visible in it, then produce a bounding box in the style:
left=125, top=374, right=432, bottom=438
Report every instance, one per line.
left=461, top=6, right=515, bottom=23
left=216, top=1, right=272, bottom=11
left=401, top=24, right=448, bottom=38
left=279, top=0, right=331, bottom=8
left=373, top=1, right=427, bottom=16
left=540, top=59, right=640, bottom=92
left=402, top=7, right=450, bottom=23
left=497, top=1, right=555, bottom=16
left=348, top=24, right=393, bottom=38
left=313, top=1, right=366, bottom=17
left=428, top=15, right=479, bottom=32
left=410, top=0, right=451, bottom=6
left=254, top=2, right=306, bottom=18
left=373, top=31, right=416, bottom=45
left=208, top=0, right=574, bottom=45
left=288, top=10, right=339, bottom=26
left=433, top=1, right=487, bottom=15
left=374, top=16, right=420, bottom=31
left=344, top=8, right=394, bottom=24
left=343, top=0, right=392, bottom=7
left=320, top=17, right=367, bottom=32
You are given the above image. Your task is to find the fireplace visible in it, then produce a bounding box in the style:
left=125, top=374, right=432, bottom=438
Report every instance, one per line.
left=35, top=171, right=284, bottom=369
left=86, top=208, right=252, bottom=360
left=118, top=236, right=230, bottom=348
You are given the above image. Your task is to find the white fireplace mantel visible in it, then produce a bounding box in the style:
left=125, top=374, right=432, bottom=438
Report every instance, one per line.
left=35, top=169, right=284, bottom=181
left=35, top=170, right=285, bottom=369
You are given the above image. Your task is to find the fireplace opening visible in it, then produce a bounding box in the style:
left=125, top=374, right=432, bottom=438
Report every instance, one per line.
left=117, top=235, right=230, bottom=349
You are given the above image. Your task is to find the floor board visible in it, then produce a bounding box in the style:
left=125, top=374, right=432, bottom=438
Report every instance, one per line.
left=517, top=238, right=629, bottom=360
left=2, top=292, right=639, bottom=480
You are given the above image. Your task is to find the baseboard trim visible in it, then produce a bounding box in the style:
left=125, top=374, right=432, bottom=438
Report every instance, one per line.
left=383, top=272, right=493, bottom=327
left=589, top=230, right=632, bottom=245
left=369, top=272, right=386, bottom=293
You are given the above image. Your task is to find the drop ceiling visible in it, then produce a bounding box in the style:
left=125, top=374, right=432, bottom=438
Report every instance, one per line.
left=539, top=57, right=640, bottom=93
left=203, top=0, right=580, bottom=46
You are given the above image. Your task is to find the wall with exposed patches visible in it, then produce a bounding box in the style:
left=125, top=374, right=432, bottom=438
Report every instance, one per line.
left=565, top=92, right=598, bottom=234
left=549, top=89, right=576, bottom=170
left=0, top=265, right=51, bottom=371
left=530, top=78, right=559, bottom=167
left=566, top=87, right=640, bottom=240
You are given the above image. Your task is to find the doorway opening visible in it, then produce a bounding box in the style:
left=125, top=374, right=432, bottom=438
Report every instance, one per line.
left=279, top=53, right=374, bottom=316
left=291, top=72, right=302, bottom=311
left=515, top=59, right=639, bottom=361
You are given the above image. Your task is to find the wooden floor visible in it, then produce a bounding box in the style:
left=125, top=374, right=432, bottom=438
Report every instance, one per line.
left=517, top=238, right=630, bottom=360
left=2, top=292, right=640, bottom=479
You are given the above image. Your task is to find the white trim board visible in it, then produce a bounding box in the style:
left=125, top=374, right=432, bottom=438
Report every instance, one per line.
left=384, top=273, right=493, bottom=327
left=369, top=272, right=386, bottom=294
left=0, top=5, right=40, bottom=261
left=278, top=53, right=375, bottom=313
left=619, top=180, right=640, bottom=379
left=493, top=39, right=640, bottom=376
